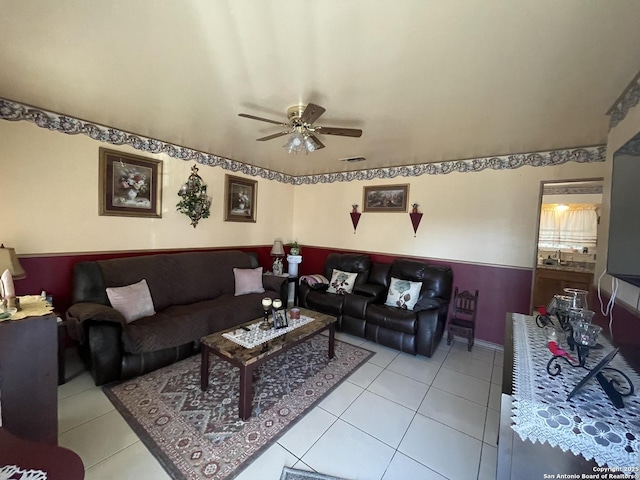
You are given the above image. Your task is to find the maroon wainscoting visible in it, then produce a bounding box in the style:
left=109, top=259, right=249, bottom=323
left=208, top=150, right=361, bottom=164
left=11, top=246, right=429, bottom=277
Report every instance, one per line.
left=17, top=244, right=534, bottom=346
left=16, top=246, right=274, bottom=314
left=18, top=244, right=639, bottom=349
left=589, top=289, right=640, bottom=366
left=297, top=246, right=533, bottom=346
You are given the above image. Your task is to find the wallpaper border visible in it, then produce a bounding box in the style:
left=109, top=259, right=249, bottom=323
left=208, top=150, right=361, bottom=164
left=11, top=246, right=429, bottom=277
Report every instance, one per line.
left=608, top=72, right=640, bottom=130
left=1, top=98, right=605, bottom=185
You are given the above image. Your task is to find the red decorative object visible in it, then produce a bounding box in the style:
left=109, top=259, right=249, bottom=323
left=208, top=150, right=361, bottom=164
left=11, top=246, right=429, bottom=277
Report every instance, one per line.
left=409, top=212, right=423, bottom=237
left=350, top=212, right=361, bottom=234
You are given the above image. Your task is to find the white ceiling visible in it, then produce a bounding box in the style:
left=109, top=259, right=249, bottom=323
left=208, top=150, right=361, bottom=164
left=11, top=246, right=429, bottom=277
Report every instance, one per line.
left=2, top=1, right=640, bottom=177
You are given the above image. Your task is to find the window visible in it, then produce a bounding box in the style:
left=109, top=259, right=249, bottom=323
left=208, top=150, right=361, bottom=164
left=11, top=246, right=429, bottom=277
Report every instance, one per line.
left=538, top=204, right=598, bottom=250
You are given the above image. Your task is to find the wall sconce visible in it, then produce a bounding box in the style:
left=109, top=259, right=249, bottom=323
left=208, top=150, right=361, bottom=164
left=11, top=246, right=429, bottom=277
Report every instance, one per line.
left=176, top=165, right=212, bottom=228
left=409, top=203, right=423, bottom=237
left=350, top=205, right=361, bottom=234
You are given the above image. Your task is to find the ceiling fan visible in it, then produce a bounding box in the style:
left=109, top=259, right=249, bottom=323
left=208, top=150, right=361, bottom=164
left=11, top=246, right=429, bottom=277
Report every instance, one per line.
left=238, top=103, right=362, bottom=153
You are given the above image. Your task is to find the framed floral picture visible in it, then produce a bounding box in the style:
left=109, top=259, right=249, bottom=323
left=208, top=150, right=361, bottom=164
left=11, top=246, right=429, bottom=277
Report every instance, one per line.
left=224, top=174, right=257, bottom=222
left=99, top=148, right=163, bottom=218
left=363, top=184, right=409, bottom=212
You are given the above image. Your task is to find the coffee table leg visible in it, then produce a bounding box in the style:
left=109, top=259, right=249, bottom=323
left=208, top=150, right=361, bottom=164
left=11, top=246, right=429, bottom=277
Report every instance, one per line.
left=328, top=323, right=335, bottom=359
left=201, top=345, right=210, bottom=391
left=239, top=364, right=254, bottom=420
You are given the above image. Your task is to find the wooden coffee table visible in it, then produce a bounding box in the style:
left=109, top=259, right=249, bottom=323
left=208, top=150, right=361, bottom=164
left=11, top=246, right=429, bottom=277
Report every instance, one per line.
left=200, top=307, right=336, bottom=420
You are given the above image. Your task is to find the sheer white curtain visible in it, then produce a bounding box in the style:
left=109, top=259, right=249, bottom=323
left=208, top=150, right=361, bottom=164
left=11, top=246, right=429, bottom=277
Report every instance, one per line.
left=538, top=205, right=598, bottom=248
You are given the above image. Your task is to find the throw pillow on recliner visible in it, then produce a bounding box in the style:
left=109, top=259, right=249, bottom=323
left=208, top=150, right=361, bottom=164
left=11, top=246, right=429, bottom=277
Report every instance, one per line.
left=385, top=277, right=422, bottom=310
left=327, top=269, right=358, bottom=295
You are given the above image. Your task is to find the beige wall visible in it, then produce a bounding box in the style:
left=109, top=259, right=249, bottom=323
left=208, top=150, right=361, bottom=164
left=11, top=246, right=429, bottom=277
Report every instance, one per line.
left=1, top=118, right=607, bottom=271
left=0, top=120, right=294, bottom=254
left=597, top=102, right=640, bottom=307
left=292, top=161, right=606, bottom=269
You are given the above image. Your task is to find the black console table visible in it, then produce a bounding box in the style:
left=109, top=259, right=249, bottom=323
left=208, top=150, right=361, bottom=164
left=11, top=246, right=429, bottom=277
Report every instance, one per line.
left=0, top=314, right=58, bottom=445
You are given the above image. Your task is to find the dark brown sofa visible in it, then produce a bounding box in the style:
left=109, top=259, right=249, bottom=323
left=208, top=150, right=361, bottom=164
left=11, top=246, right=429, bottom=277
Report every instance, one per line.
left=67, top=250, right=287, bottom=385
left=299, top=253, right=453, bottom=357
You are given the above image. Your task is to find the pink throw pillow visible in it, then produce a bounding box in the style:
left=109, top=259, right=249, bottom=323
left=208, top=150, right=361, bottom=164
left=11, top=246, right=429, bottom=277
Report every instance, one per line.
left=106, top=279, right=156, bottom=323
left=234, top=267, right=265, bottom=296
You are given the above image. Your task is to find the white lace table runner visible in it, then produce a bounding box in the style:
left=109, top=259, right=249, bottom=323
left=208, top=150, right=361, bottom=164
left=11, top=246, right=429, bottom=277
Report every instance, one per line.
left=0, top=465, right=47, bottom=480
left=512, top=313, right=640, bottom=469
left=222, top=315, right=315, bottom=348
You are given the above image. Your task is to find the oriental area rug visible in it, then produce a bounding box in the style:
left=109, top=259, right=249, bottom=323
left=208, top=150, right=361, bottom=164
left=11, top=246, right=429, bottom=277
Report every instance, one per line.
left=104, top=336, right=373, bottom=480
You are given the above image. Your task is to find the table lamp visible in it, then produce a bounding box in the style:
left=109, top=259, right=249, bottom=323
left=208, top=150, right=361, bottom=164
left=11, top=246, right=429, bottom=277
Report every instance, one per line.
left=270, top=240, right=285, bottom=275
left=0, top=244, right=26, bottom=310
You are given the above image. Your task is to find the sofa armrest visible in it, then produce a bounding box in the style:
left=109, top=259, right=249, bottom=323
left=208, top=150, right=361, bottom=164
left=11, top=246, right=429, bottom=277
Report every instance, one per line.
left=298, top=281, right=329, bottom=308
left=413, top=296, right=444, bottom=313
left=66, top=302, right=125, bottom=343
left=415, top=305, right=448, bottom=357
left=262, top=274, right=289, bottom=303
left=262, top=274, right=285, bottom=293
left=353, top=283, right=386, bottom=302
left=67, top=302, right=125, bottom=324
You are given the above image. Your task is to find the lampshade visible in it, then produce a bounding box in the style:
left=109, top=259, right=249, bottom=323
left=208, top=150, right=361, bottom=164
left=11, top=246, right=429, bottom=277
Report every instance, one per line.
left=270, top=240, right=285, bottom=256
left=304, top=135, right=321, bottom=153
left=284, top=132, right=308, bottom=155
left=0, top=244, right=26, bottom=279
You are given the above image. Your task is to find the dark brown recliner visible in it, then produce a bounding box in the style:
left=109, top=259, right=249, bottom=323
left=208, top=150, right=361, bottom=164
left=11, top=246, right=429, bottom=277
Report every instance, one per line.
left=299, top=254, right=453, bottom=358
left=365, top=259, right=453, bottom=357
left=298, top=253, right=385, bottom=333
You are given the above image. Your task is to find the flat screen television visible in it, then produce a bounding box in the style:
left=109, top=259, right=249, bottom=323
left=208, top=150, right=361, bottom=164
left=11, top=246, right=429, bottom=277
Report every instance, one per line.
left=607, top=131, right=640, bottom=287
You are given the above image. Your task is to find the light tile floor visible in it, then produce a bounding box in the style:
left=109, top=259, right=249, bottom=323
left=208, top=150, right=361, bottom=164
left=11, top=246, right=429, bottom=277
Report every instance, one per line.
left=57, top=334, right=503, bottom=480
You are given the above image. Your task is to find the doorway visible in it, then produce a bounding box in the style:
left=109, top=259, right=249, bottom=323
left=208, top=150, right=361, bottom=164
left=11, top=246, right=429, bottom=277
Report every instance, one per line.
left=530, top=178, right=604, bottom=312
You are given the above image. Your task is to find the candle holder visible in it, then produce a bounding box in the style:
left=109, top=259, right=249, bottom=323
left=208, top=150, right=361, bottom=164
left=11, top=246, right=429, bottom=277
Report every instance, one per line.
left=260, top=297, right=273, bottom=330
left=546, top=348, right=634, bottom=407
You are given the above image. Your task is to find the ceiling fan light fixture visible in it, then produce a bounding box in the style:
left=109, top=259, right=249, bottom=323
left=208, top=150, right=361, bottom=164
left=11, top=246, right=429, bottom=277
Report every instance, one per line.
left=284, top=132, right=307, bottom=154
left=304, top=135, right=320, bottom=153
left=240, top=103, right=362, bottom=154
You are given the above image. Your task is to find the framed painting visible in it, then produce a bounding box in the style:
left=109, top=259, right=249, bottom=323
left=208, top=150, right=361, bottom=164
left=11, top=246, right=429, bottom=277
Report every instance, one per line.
left=225, top=174, right=257, bottom=222
left=363, top=184, right=409, bottom=212
left=99, top=148, right=162, bottom=218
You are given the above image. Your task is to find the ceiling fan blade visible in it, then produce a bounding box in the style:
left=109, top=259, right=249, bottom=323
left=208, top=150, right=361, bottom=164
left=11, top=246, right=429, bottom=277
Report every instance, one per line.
left=300, top=103, right=326, bottom=124
left=307, top=134, right=325, bottom=151
left=238, top=113, right=288, bottom=127
left=256, top=131, right=291, bottom=141
left=315, top=126, right=363, bottom=138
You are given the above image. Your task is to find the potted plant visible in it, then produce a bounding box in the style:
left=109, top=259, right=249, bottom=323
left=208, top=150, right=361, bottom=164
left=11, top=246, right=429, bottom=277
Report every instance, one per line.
left=288, top=241, right=301, bottom=255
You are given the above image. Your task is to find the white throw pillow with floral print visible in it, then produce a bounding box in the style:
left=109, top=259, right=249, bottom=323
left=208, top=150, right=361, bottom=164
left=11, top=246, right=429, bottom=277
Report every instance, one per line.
left=326, top=269, right=358, bottom=295
left=385, top=277, right=423, bottom=310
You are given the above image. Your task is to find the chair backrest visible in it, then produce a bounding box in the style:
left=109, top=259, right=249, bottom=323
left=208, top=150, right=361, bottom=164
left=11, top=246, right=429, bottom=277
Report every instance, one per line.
left=451, top=287, right=479, bottom=323
left=323, top=253, right=371, bottom=287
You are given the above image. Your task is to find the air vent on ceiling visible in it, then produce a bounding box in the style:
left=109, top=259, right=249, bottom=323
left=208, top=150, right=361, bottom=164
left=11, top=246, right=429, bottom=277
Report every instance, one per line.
left=340, top=156, right=366, bottom=163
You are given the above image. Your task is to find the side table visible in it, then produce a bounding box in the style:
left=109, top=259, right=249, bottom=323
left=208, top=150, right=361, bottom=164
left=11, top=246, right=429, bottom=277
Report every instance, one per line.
left=0, top=314, right=58, bottom=444
left=287, top=275, right=299, bottom=306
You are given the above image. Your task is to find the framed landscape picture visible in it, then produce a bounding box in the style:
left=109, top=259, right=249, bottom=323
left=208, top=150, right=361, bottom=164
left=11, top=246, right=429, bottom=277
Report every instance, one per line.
left=225, top=174, right=257, bottom=222
left=363, top=184, right=409, bottom=212
left=99, top=148, right=163, bottom=218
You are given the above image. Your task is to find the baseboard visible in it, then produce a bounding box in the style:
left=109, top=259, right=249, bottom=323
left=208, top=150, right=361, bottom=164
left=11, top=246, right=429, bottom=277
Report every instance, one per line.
left=449, top=335, right=504, bottom=352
